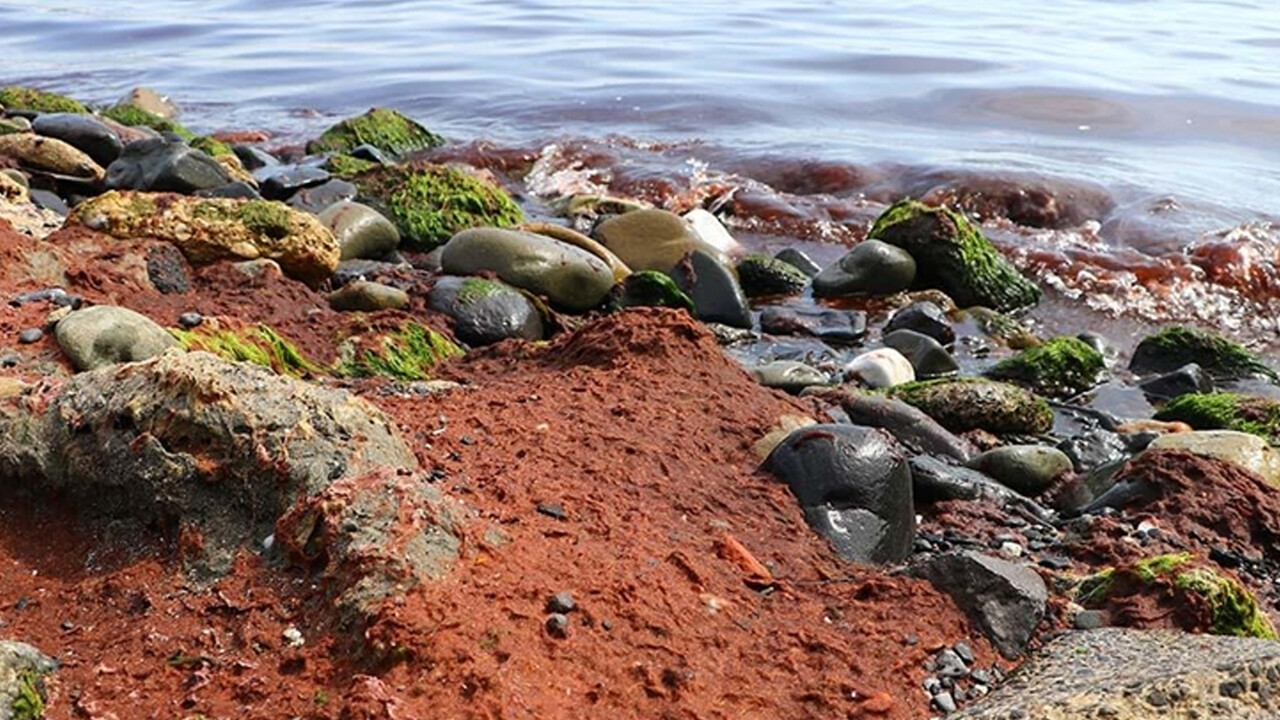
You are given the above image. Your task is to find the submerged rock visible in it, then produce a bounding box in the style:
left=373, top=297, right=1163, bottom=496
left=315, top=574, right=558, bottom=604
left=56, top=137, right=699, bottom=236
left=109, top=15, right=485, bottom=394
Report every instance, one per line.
left=306, top=107, right=445, bottom=158
left=1129, top=325, right=1277, bottom=382
left=759, top=306, right=867, bottom=345
left=986, top=336, right=1105, bottom=398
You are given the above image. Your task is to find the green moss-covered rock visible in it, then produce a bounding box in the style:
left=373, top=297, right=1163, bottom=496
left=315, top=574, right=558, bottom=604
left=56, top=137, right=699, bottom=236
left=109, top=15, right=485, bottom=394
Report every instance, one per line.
left=0, top=640, right=57, bottom=720
left=1130, top=326, right=1276, bottom=381
left=889, top=377, right=1053, bottom=435
left=986, top=336, right=1105, bottom=398
left=611, top=270, right=695, bottom=312
left=735, top=254, right=810, bottom=297
left=99, top=103, right=193, bottom=139
left=307, top=108, right=444, bottom=158
left=0, top=85, right=87, bottom=114
left=355, top=163, right=523, bottom=251
left=1153, top=392, right=1280, bottom=444
left=172, top=323, right=322, bottom=378
left=323, top=153, right=379, bottom=179
left=189, top=135, right=234, bottom=158
left=1077, top=553, right=1276, bottom=639
left=336, top=322, right=462, bottom=381
left=964, top=306, right=1041, bottom=349
left=868, top=199, right=1041, bottom=312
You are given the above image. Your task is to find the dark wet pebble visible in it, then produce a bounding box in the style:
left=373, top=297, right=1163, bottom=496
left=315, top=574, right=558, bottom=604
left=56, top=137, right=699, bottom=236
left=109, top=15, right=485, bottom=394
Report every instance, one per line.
left=17, top=328, right=43, bottom=344
left=178, top=311, right=204, bottom=328
left=671, top=249, right=751, bottom=328
left=1057, top=429, right=1130, bottom=473
left=1138, top=362, right=1213, bottom=400
left=258, top=165, right=331, bottom=201
left=1038, top=555, right=1072, bottom=570
left=232, top=144, right=279, bottom=171
left=546, top=591, right=576, bottom=614
left=545, top=613, right=570, bottom=638
left=287, top=178, right=358, bottom=214
left=29, top=188, right=68, bottom=216
left=882, top=328, right=959, bottom=379
left=0, top=354, right=19, bottom=368
left=536, top=502, right=567, bottom=520
left=32, top=112, right=123, bottom=167
left=758, top=306, right=867, bottom=344
left=885, top=300, right=955, bottom=346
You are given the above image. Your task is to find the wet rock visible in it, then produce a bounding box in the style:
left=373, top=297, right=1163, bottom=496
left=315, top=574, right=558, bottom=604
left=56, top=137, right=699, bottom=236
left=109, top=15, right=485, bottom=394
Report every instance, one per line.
left=232, top=144, right=279, bottom=171
left=428, top=275, right=544, bottom=346
left=969, top=445, right=1073, bottom=498
left=287, top=178, right=359, bottom=214
left=765, top=424, right=914, bottom=565
left=594, top=208, right=724, bottom=273
left=963, top=306, right=1041, bottom=349
left=612, top=270, right=694, bottom=312
left=546, top=592, right=576, bottom=614
left=1057, top=429, right=1130, bottom=473
left=684, top=208, right=742, bottom=256
left=1129, top=325, right=1276, bottom=382
left=750, top=360, right=831, bottom=393
left=812, top=239, right=916, bottom=297
left=884, top=300, right=955, bottom=346
left=306, top=107, right=444, bottom=158
left=1152, top=392, right=1280, bottom=444
left=773, top=247, right=821, bottom=277
left=440, top=227, right=614, bottom=312
left=1144, top=430, right=1280, bottom=486
left=1139, top=362, right=1213, bottom=400
left=909, top=455, right=1040, bottom=508
left=822, top=390, right=974, bottom=462
left=354, top=163, right=522, bottom=250
left=882, top=328, right=959, bottom=379
left=986, top=336, right=1106, bottom=398
left=0, top=639, right=58, bottom=720
left=31, top=112, right=123, bottom=167
left=17, top=328, right=42, bottom=344
left=735, top=253, right=810, bottom=297
left=105, top=135, right=230, bottom=193
left=195, top=180, right=261, bottom=200
left=0, top=132, right=104, bottom=182
left=910, top=551, right=1046, bottom=659
left=869, top=199, right=1040, bottom=312
left=71, top=190, right=339, bottom=285
left=27, top=188, right=68, bottom=216
left=145, top=242, right=192, bottom=294
left=758, top=306, right=867, bottom=344
left=670, top=248, right=752, bottom=328
left=116, top=86, right=179, bottom=119
left=318, top=200, right=401, bottom=261
left=328, top=280, right=409, bottom=312
left=844, top=347, right=915, bottom=389
left=258, top=165, right=330, bottom=201
left=889, top=378, right=1053, bottom=435
left=178, top=311, right=203, bottom=328
left=53, top=305, right=179, bottom=371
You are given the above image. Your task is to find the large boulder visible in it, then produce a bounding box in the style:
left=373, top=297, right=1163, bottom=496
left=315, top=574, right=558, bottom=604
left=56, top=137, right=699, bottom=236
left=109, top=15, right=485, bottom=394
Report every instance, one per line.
left=70, top=190, right=339, bottom=285
left=764, top=424, right=914, bottom=565
left=53, top=305, right=179, bottom=371
left=440, top=227, right=614, bottom=311
left=910, top=551, right=1047, bottom=659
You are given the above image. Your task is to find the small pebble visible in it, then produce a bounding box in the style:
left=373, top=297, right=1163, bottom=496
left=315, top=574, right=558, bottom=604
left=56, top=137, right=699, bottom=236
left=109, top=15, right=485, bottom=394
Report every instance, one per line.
left=178, top=311, right=204, bottom=328
left=17, top=328, right=42, bottom=344
left=545, top=613, right=570, bottom=638
left=1038, top=555, right=1072, bottom=570
left=282, top=626, right=305, bottom=648
left=1073, top=609, right=1107, bottom=630
left=933, top=691, right=957, bottom=714
left=954, top=641, right=974, bottom=664
left=546, top=591, right=576, bottom=614
left=536, top=502, right=567, bottom=520
left=0, top=354, right=18, bottom=368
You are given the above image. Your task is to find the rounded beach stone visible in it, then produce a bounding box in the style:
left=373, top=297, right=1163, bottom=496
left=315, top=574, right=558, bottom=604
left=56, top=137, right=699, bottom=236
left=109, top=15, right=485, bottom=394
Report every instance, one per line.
left=440, top=227, right=614, bottom=312
left=750, top=360, right=831, bottom=393
left=882, top=328, right=960, bottom=379
left=428, top=275, right=544, bottom=346
left=594, top=208, right=724, bottom=273
left=670, top=248, right=752, bottom=328
left=885, top=300, right=955, bottom=346
left=812, top=239, right=916, bottom=297
left=328, top=280, right=409, bottom=312
left=318, top=200, right=401, bottom=261
left=31, top=112, right=124, bottom=167
left=54, top=305, right=179, bottom=371
left=106, top=135, right=230, bottom=193
left=845, top=347, right=915, bottom=389
left=968, top=445, right=1074, bottom=497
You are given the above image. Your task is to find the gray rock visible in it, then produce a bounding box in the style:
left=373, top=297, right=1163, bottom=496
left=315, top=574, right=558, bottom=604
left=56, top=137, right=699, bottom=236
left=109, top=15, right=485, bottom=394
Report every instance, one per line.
left=750, top=360, right=832, bottom=394
left=829, top=392, right=974, bottom=462
left=53, top=305, right=178, bottom=371
left=232, top=144, right=279, bottom=171
left=428, top=275, right=544, bottom=347
left=844, top=348, right=915, bottom=389
left=735, top=254, right=810, bottom=297
left=318, top=201, right=401, bottom=261
left=0, top=639, right=57, bottom=720
left=882, top=328, right=960, bottom=379
left=546, top=592, right=576, bottom=614
left=258, top=165, right=330, bottom=201
left=812, top=239, right=916, bottom=297
left=194, top=180, right=261, bottom=200
left=16, top=328, right=41, bottom=344
left=758, top=306, right=867, bottom=345
left=670, top=248, right=752, bottom=328
left=32, top=112, right=123, bottom=167
left=105, top=135, right=231, bottom=193
left=545, top=613, right=571, bottom=638
left=1139, top=362, right=1214, bottom=400
left=933, top=691, right=958, bottom=714
left=773, top=247, right=821, bottom=277
left=969, top=445, right=1073, bottom=498
left=909, top=455, right=1056, bottom=523
left=765, top=424, right=914, bottom=565
left=440, top=227, right=614, bottom=312
left=287, top=178, right=359, bottom=215
left=328, top=280, right=409, bottom=312
left=333, top=258, right=411, bottom=288
left=1057, top=429, right=1130, bottom=473
left=885, top=301, right=955, bottom=346
left=911, top=551, right=1046, bottom=659
left=178, top=311, right=203, bottom=328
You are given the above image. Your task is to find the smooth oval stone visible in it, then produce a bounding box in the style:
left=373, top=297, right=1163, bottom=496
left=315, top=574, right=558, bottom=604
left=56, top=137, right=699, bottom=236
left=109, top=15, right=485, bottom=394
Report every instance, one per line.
left=54, top=305, right=178, bottom=372
left=812, top=239, right=916, bottom=297
left=670, top=248, right=751, bottom=328
left=885, top=301, right=955, bottom=346
left=32, top=112, right=124, bottom=167
left=328, top=280, right=409, bottom=312
left=428, top=275, right=543, bottom=347
left=683, top=208, right=743, bottom=256
left=440, top=227, right=614, bottom=312
left=0, top=132, right=104, bottom=181
left=318, top=201, right=401, bottom=261
left=845, top=347, right=915, bottom=389
left=765, top=423, right=915, bottom=565
left=750, top=360, right=831, bottom=394
left=1139, top=363, right=1214, bottom=401
left=1146, top=430, right=1280, bottom=486
left=594, top=208, right=725, bottom=272
left=969, top=445, right=1074, bottom=497
left=882, top=328, right=960, bottom=379
left=106, top=135, right=230, bottom=193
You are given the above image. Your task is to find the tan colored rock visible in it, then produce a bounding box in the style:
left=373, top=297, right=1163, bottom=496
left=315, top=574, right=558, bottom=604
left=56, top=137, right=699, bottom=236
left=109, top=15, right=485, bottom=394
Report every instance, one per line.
left=1147, top=430, right=1280, bottom=486
left=70, top=190, right=339, bottom=285
left=0, top=172, right=26, bottom=201
left=753, top=414, right=816, bottom=460
left=0, top=131, right=104, bottom=181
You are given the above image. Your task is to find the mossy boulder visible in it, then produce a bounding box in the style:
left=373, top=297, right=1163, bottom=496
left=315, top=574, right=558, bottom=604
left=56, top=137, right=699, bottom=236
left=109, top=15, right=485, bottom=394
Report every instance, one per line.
left=868, top=199, right=1041, bottom=312
left=1153, top=392, right=1280, bottom=444
left=0, top=86, right=87, bottom=114
left=336, top=321, right=462, bottom=381
left=172, top=322, right=322, bottom=378
left=307, top=108, right=444, bottom=158
left=99, top=103, right=192, bottom=139
left=1077, top=553, right=1276, bottom=639
left=1130, top=326, right=1276, bottom=382
left=71, top=191, right=340, bottom=285
left=889, top=377, right=1053, bottom=435
left=611, top=270, right=695, bottom=312
left=986, top=336, right=1105, bottom=398
left=354, top=163, right=522, bottom=251
left=736, top=254, right=810, bottom=297
left=323, top=153, right=379, bottom=179
left=0, top=640, right=57, bottom=720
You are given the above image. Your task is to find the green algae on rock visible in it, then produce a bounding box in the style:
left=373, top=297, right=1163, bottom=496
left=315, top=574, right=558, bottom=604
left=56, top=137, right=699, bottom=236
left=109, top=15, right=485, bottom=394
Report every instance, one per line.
left=962, top=306, right=1041, bottom=350
left=868, top=199, right=1041, bottom=312
left=355, top=163, right=523, bottom=251
left=99, top=103, right=193, bottom=139
left=735, top=254, right=810, bottom=297
left=306, top=107, right=444, bottom=158
left=889, top=377, right=1053, bottom=435
left=986, top=336, right=1105, bottom=398
left=172, top=323, right=322, bottom=378
left=323, top=153, right=379, bottom=179
left=71, top=191, right=339, bottom=285
left=1130, top=325, right=1277, bottom=381
left=189, top=135, right=234, bottom=158
left=0, top=86, right=87, bottom=114
left=337, top=322, right=462, bottom=381
left=611, top=269, right=696, bottom=312
left=1153, top=392, right=1280, bottom=444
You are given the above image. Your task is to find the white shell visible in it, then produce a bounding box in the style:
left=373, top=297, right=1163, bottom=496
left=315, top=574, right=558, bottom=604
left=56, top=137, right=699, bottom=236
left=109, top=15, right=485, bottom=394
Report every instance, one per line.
left=844, top=348, right=915, bottom=389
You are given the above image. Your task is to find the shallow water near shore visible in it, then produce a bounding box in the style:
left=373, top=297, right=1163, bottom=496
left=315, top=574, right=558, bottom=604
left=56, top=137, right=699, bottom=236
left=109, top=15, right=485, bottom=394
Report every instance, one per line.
left=4, top=0, right=1280, bottom=348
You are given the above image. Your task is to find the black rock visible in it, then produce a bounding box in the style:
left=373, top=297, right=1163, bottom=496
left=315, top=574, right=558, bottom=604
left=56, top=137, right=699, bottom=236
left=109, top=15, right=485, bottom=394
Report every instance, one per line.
left=32, top=112, right=123, bottom=167
left=773, top=247, right=822, bottom=277
left=1056, top=429, right=1130, bottom=473
left=1138, top=362, right=1214, bottom=400
left=758, top=306, right=867, bottom=345
left=545, top=613, right=570, bottom=638
left=546, top=591, right=576, bottom=614
left=146, top=243, right=191, bottom=294
left=670, top=248, right=752, bottom=329
left=428, top=275, right=544, bottom=347
left=232, top=144, right=279, bottom=171
left=885, top=301, right=955, bottom=346
left=258, top=165, right=331, bottom=201
left=106, top=136, right=231, bottom=193
left=195, top=181, right=262, bottom=200
left=882, top=328, right=960, bottom=379
left=29, top=188, right=68, bottom=216
left=910, top=551, right=1047, bottom=659
left=178, top=311, right=204, bottom=328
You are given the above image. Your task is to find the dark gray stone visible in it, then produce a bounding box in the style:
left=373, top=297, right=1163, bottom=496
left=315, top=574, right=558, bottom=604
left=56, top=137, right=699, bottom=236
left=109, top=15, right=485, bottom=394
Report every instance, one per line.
left=882, top=328, right=960, bottom=379
left=232, top=144, right=279, bottom=171
left=258, top=165, right=331, bottom=201
left=910, top=551, right=1047, bottom=659
left=32, top=112, right=123, bottom=167
left=765, top=424, right=914, bottom=565
left=1057, top=429, right=1130, bottom=473
left=17, top=328, right=42, bottom=344
left=195, top=180, right=262, bottom=200
left=106, top=136, right=231, bottom=193
left=758, top=306, right=867, bottom=345
left=812, top=239, right=916, bottom=297
left=773, top=247, right=821, bottom=277
left=29, top=188, right=68, bottom=216
left=670, top=248, right=752, bottom=328
left=429, top=275, right=544, bottom=347
left=830, top=392, right=974, bottom=462
left=178, top=311, right=203, bottom=328
left=546, top=591, right=576, bottom=614
left=885, top=301, right=955, bottom=346
left=545, top=613, right=570, bottom=638
left=969, top=445, right=1073, bottom=498
left=1139, top=363, right=1214, bottom=400
left=146, top=242, right=191, bottom=294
